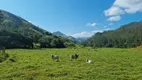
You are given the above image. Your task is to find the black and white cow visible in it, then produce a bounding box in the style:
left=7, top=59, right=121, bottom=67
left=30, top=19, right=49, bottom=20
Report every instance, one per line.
left=52, top=55, right=59, bottom=61
left=86, top=59, right=93, bottom=64
left=70, top=54, right=79, bottom=60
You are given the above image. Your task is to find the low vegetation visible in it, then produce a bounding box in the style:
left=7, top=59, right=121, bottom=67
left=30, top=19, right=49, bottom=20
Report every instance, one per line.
left=0, top=48, right=142, bottom=80
left=0, top=48, right=9, bottom=62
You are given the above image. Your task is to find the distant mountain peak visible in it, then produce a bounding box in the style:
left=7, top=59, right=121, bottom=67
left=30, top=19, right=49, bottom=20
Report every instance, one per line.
left=53, top=31, right=67, bottom=37
left=53, top=31, right=88, bottom=43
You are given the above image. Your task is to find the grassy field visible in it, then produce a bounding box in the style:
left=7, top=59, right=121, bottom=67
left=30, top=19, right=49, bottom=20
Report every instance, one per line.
left=0, top=48, right=142, bottom=80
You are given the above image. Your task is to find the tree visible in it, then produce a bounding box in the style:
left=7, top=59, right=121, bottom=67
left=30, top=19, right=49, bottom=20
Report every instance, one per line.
left=64, top=42, right=76, bottom=48
left=0, top=11, right=4, bottom=24
left=0, top=30, right=33, bottom=48
left=39, top=36, right=52, bottom=48
left=39, top=36, right=65, bottom=48
left=0, top=47, right=9, bottom=62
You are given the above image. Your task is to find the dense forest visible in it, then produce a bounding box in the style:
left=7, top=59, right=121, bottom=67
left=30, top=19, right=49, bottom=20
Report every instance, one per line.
left=0, top=10, right=74, bottom=49
left=84, top=21, right=142, bottom=48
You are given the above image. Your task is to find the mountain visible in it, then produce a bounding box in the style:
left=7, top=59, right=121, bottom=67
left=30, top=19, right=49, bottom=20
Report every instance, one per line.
left=53, top=31, right=67, bottom=37
left=53, top=31, right=76, bottom=41
left=0, top=10, right=65, bottom=48
left=53, top=31, right=89, bottom=44
left=75, top=37, right=88, bottom=43
left=85, top=21, right=142, bottom=48
left=0, top=10, right=52, bottom=37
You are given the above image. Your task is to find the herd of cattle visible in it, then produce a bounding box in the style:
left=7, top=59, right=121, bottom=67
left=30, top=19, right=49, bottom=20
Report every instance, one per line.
left=51, top=54, right=93, bottom=64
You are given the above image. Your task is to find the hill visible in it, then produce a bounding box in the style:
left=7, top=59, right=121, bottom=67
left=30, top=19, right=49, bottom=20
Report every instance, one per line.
left=0, top=10, right=65, bottom=48
left=85, top=21, right=142, bottom=48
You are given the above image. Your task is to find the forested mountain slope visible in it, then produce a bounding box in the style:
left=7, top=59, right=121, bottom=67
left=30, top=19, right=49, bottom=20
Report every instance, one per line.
left=85, top=21, right=142, bottom=48
left=0, top=10, right=65, bottom=48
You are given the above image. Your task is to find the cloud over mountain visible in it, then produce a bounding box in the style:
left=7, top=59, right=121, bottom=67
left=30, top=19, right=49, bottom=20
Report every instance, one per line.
left=71, top=28, right=110, bottom=38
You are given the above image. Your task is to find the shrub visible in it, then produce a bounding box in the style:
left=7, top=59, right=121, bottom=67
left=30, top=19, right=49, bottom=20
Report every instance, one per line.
left=0, top=48, right=9, bottom=62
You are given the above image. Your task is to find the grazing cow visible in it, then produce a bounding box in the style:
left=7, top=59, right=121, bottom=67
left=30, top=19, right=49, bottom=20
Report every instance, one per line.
left=86, top=59, right=93, bottom=64
left=70, top=54, right=79, bottom=60
left=52, top=55, right=59, bottom=61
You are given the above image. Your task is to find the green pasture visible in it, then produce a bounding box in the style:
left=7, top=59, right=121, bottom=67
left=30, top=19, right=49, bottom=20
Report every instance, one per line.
left=0, top=48, right=142, bottom=80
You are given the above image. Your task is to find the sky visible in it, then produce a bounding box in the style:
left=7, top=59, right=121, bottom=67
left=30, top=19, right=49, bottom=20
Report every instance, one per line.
left=0, top=0, right=142, bottom=38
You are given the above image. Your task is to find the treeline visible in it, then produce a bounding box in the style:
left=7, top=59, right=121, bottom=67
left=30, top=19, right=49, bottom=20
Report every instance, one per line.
left=0, top=30, right=33, bottom=48
left=0, top=29, right=76, bottom=49
left=84, top=22, right=142, bottom=48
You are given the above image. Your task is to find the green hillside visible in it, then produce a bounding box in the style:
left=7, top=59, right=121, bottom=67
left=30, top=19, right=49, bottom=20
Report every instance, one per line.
left=85, top=21, right=142, bottom=48
left=0, top=30, right=33, bottom=48
left=0, top=10, right=65, bottom=48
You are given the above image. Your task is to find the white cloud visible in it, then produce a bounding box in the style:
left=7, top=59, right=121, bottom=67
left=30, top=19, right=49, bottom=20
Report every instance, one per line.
left=114, top=0, right=142, bottom=14
left=71, top=28, right=111, bottom=38
left=28, top=20, right=35, bottom=25
left=71, top=31, right=92, bottom=38
left=107, top=16, right=121, bottom=21
left=28, top=21, right=32, bottom=23
left=91, top=30, right=104, bottom=33
left=86, top=22, right=97, bottom=27
left=80, top=32, right=90, bottom=35
left=104, top=6, right=125, bottom=16
left=104, top=0, right=142, bottom=21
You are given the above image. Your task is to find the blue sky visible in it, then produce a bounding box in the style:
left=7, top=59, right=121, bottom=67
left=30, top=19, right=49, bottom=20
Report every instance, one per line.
left=0, top=0, right=142, bottom=38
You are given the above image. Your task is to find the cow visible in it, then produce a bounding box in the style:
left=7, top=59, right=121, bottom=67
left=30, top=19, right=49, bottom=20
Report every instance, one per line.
left=52, top=55, right=59, bottom=61
left=70, top=54, right=79, bottom=60
left=86, top=59, right=93, bottom=64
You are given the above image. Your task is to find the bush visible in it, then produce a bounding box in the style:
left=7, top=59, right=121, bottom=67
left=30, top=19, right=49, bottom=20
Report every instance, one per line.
left=64, top=42, right=76, bottom=48
left=0, top=48, right=9, bottom=62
